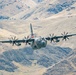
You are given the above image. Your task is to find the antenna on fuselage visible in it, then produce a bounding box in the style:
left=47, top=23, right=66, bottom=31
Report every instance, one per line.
left=30, top=23, right=34, bottom=36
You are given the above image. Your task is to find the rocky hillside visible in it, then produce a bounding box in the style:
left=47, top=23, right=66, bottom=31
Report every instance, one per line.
left=43, top=50, right=76, bottom=75
left=0, top=45, right=72, bottom=72
left=0, top=0, right=76, bottom=75
left=0, top=0, right=37, bottom=19
left=0, top=0, right=76, bottom=20
left=10, top=0, right=76, bottom=20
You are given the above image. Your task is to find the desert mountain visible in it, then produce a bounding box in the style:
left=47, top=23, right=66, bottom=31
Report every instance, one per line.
left=0, top=0, right=76, bottom=75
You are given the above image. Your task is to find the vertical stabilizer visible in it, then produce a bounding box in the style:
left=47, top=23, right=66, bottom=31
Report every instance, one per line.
left=30, top=23, right=33, bottom=36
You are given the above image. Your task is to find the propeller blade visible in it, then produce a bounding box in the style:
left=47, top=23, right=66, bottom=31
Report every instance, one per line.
left=24, top=37, right=26, bottom=39
left=49, top=33, right=54, bottom=37
left=65, top=38, right=67, bottom=41
left=8, top=36, right=18, bottom=46
left=66, top=32, right=68, bottom=35
left=49, top=34, right=51, bottom=36
left=24, top=37, right=28, bottom=45
left=64, top=32, right=65, bottom=35
left=62, top=37, right=69, bottom=41
left=49, top=33, right=55, bottom=42
left=14, top=36, right=16, bottom=40
left=52, top=33, right=54, bottom=36
left=61, top=32, right=69, bottom=41
left=12, top=43, right=14, bottom=46
left=62, top=32, right=67, bottom=35
left=61, top=33, right=63, bottom=35
left=67, top=37, right=69, bottom=40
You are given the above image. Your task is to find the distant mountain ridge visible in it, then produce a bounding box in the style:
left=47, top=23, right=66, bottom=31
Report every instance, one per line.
left=0, top=0, right=76, bottom=20
left=0, top=0, right=37, bottom=19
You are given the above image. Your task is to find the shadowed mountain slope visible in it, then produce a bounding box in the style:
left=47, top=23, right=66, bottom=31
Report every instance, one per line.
left=0, top=45, right=72, bottom=72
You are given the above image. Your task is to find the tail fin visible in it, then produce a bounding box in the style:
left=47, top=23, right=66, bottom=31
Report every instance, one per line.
left=30, top=23, right=34, bottom=36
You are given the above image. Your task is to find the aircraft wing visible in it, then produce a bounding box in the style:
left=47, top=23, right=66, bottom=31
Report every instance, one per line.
left=0, top=40, right=25, bottom=43
left=46, top=34, right=76, bottom=42
left=0, top=38, right=34, bottom=45
left=55, top=34, right=76, bottom=38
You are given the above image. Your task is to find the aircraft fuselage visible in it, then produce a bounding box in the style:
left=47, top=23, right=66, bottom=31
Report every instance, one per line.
left=30, top=37, right=47, bottom=49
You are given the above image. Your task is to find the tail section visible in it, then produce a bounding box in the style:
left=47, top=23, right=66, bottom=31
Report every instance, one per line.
left=30, top=23, right=34, bottom=36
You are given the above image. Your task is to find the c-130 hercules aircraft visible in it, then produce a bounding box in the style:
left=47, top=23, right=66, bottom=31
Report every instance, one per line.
left=0, top=23, right=76, bottom=49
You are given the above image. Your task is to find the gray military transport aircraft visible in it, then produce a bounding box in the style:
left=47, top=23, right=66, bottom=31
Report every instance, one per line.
left=0, top=23, right=76, bottom=49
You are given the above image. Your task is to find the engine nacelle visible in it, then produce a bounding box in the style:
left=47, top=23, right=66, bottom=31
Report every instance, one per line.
left=15, top=43, right=21, bottom=46
left=55, top=39, right=60, bottom=42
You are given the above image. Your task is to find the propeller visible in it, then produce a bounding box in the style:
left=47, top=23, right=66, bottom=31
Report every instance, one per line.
left=49, top=33, right=55, bottom=42
left=8, top=36, right=18, bottom=46
left=61, top=32, right=69, bottom=41
left=24, top=36, right=28, bottom=45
